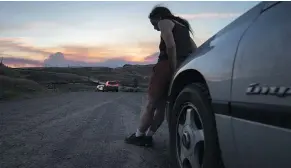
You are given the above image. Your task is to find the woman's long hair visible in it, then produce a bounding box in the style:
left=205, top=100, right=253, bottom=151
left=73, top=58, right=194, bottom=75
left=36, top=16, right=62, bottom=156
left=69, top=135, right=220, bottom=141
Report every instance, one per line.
left=148, top=5, right=193, bottom=35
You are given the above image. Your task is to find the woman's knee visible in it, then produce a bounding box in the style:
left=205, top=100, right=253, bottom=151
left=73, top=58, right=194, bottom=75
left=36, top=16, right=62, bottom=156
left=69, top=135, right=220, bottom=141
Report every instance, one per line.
left=156, top=102, right=166, bottom=116
left=146, top=99, right=157, bottom=109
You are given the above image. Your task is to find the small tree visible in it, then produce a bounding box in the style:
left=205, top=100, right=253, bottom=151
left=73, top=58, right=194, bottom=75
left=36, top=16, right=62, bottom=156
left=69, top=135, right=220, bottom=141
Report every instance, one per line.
left=133, top=78, right=138, bottom=88
left=0, top=57, right=3, bottom=66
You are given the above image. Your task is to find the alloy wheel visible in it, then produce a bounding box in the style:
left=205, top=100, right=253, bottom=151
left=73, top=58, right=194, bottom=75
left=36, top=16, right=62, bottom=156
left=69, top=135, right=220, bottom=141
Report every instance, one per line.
left=176, top=102, right=205, bottom=168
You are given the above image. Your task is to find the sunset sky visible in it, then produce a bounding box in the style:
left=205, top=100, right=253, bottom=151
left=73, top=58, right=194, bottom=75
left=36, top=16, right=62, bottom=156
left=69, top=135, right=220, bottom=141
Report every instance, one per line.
left=0, top=1, right=260, bottom=68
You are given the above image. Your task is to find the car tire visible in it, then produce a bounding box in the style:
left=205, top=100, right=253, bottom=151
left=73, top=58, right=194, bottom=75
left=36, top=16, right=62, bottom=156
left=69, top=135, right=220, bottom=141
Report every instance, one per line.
left=169, top=83, right=224, bottom=168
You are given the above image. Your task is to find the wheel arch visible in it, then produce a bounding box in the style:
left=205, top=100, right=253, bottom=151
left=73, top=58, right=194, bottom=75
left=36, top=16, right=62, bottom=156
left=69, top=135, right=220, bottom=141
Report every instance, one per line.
left=168, top=69, right=211, bottom=108
left=168, top=70, right=226, bottom=168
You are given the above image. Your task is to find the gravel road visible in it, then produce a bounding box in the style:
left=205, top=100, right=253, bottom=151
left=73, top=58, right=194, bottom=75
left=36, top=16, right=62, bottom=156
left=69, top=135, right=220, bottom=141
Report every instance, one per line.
left=0, top=92, right=170, bottom=168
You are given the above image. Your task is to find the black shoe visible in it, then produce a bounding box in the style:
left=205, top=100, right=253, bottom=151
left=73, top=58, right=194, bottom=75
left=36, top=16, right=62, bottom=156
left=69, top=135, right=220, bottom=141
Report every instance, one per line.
left=144, top=136, right=153, bottom=147
left=125, top=133, right=153, bottom=147
left=124, top=133, right=145, bottom=146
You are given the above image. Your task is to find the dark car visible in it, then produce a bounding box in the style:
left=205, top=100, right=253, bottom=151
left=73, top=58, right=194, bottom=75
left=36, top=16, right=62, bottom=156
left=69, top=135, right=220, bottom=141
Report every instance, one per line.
left=104, top=81, right=119, bottom=92
left=166, top=2, right=291, bottom=168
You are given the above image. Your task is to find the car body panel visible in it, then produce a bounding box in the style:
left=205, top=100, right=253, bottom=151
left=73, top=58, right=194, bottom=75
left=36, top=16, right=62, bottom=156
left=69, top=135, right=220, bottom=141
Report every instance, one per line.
left=165, top=2, right=291, bottom=168
left=105, top=81, right=119, bottom=87
left=168, top=2, right=264, bottom=102
left=232, top=118, right=291, bottom=168
left=231, top=2, right=291, bottom=168
left=214, top=114, right=239, bottom=168
left=104, top=81, right=119, bottom=91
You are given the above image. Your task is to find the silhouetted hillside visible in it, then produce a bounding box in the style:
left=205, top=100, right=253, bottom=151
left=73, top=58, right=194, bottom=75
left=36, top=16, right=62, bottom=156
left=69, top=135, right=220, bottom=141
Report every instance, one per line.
left=0, top=64, right=154, bottom=100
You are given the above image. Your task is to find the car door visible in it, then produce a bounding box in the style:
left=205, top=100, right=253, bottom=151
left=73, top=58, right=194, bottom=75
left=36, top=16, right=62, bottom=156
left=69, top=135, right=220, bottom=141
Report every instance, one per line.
left=231, top=2, right=291, bottom=168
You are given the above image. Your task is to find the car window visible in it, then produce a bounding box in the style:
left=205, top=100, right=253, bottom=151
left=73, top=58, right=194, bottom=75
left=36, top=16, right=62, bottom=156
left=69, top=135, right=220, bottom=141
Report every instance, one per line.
left=108, top=82, right=117, bottom=85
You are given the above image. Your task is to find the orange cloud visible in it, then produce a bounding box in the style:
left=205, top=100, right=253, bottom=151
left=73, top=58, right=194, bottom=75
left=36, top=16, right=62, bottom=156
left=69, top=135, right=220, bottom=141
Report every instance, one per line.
left=58, top=42, right=157, bottom=63
left=0, top=38, right=159, bottom=67
left=2, top=56, right=43, bottom=68
left=0, top=38, right=51, bottom=60
left=5, top=63, right=43, bottom=68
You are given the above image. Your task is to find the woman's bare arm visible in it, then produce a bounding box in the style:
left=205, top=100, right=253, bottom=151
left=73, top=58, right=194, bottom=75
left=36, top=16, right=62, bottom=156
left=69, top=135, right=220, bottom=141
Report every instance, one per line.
left=190, top=37, right=197, bottom=53
left=158, top=19, right=176, bottom=70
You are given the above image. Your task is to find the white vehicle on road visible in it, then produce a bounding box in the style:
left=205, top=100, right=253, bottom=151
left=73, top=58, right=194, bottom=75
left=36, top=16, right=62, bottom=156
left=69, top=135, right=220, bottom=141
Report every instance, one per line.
left=95, top=84, right=104, bottom=92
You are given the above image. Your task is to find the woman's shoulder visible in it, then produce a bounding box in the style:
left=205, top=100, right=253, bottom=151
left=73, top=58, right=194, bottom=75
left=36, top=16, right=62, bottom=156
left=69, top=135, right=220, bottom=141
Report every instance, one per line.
left=159, top=19, right=174, bottom=24
left=158, top=19, right=175, bottom=29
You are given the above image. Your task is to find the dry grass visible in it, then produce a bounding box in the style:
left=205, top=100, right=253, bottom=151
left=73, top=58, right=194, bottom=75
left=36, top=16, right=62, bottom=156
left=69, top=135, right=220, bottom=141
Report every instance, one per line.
left=18, top=64, right=153, bottom=87
left=0, top=64, right=153, bottom=100
left=0, top=75, right=46, bottom=100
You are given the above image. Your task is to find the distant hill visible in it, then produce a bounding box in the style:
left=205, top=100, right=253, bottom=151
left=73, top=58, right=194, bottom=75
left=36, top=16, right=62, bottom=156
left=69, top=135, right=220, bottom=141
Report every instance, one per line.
left=0, top=64, right=47, bottom=100
left=0, top=63, right=154, bottom=100
left=19, top=64, right=154, bottom=87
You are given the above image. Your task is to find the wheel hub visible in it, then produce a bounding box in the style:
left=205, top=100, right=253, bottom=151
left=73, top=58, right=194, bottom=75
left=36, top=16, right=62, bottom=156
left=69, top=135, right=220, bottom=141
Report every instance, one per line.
left=182, top=131, right=191, bottom=149
left=176, top=103, right=205, bottom=168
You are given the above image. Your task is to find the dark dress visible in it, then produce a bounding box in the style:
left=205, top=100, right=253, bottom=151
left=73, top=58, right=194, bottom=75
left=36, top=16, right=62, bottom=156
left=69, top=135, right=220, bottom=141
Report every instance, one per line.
left=148, top=19, right=193, bottom=101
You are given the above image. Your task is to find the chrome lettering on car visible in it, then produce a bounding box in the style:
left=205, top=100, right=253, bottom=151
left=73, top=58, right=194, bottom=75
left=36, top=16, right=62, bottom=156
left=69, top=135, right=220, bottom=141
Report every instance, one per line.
left=246, top=83, right=290, bottom=97
left=246, top=83, right=261, bottom=95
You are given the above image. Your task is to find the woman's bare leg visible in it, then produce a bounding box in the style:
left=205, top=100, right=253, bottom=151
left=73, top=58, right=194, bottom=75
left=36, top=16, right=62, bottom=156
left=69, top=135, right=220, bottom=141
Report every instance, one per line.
left=147, top=99, right=166, bottom=135
left=138, top=97, right=157, bottom=133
